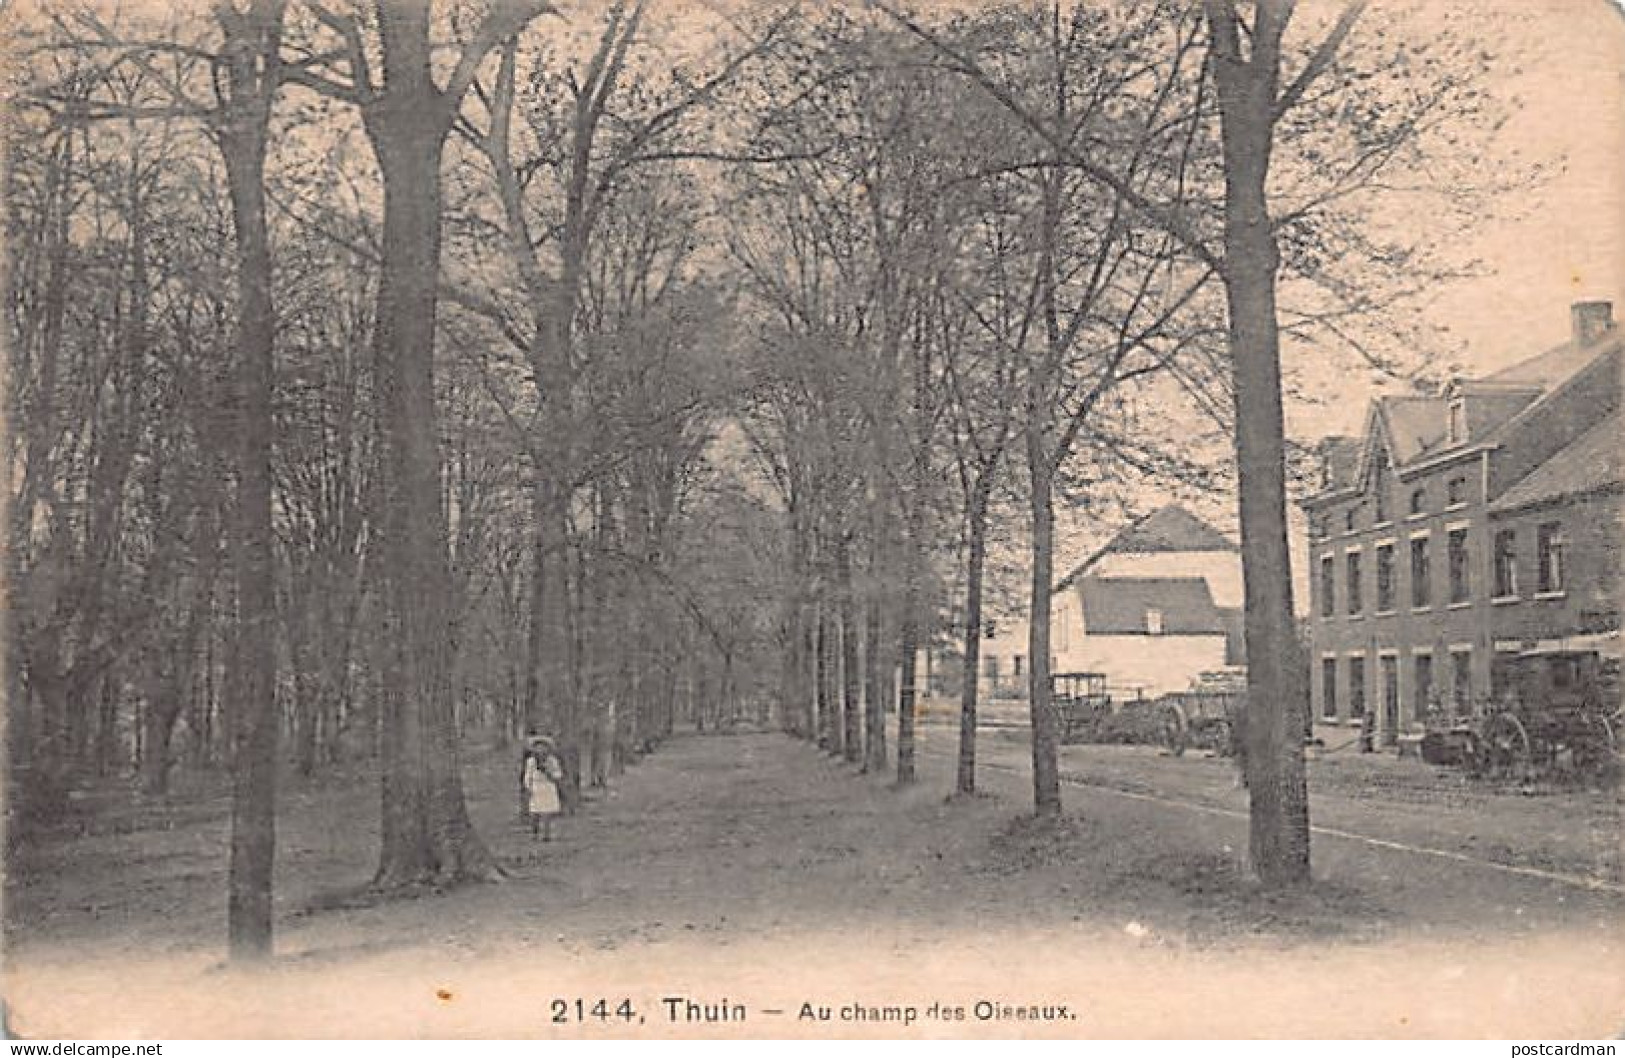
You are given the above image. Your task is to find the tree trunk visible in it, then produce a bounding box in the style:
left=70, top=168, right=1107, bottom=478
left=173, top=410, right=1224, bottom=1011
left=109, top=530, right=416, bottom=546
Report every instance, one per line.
left=94, top=678, right=118, bottom=778
left=140, top=582, right=210, bottom=798
left=816, top=601, right=836, bottom=753
left=802, top=607, right=818, bottom=741
left=784, top=514, right=810, bottom=738
left=863, top=588, right=886, bottom=772
left=836, top=540, right=862, bottom=764
left=956, top=479, right=992, bottom=795
left=364, top=47, right=497, bottom=887
left=1208, top=0, right=1312, bottom=887
left=1026, top=444, right=1061, bottom=817
left=895, top=457, right=931, bottom=787
left=895, top=606, right=919, bottom=787
left=895, top=495, right=922, bottom=784
left=522, top=480, right=549, bottom=732
left=217, top=1, right=283, bottom=958
left=140, top=679, right=183, bottom=797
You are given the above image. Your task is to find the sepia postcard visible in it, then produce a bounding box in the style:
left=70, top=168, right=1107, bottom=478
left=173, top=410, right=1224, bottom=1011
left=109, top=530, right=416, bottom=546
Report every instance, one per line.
left=1, top=0, right=1621, bottom=1041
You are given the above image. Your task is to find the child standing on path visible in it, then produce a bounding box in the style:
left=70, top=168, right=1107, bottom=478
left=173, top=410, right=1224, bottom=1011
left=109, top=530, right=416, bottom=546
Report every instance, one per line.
left=520, top=733, right=565, bottom=841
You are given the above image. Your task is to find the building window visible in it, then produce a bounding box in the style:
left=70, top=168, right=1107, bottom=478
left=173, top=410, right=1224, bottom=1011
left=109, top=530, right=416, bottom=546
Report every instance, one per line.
left=1493, top=528, right=1518, bottom=598
left=1455, top=652, right=1477, bottom=704
left=983, top=620, right=997, bottom=640
left=1537, top=522, right=1565, bottom=593
left=1373, top=461, right=1389, bottom=523
left=1322, top=658, right=1338, bottom=720
left=1346, top=551, right=1363, bottom=615
left=1410, top=536, right=1431, bottom=608
left=1320, top=554, right=1335, bottom=618
left=1447, top=476, right=1467, bottom=507
left=1013, top=655, right=1025, bottom=677
left=1448, top=527, right=1471, bottom=604
left=1348, top=656, right=1366, bottom=719
left=983, top=655, right=1000, bottom=679
left=1375, top=543, right=1395, bottom=612
left=1409, top=487, right=1426, bottom=516
left=1344, top=507, right=1357, bottom=532
left=1146, top=609, right=1164, bottom=635
left=1414, top=653, right=1435, bottom=720
left=1448, top=398, right=1465, bottom=444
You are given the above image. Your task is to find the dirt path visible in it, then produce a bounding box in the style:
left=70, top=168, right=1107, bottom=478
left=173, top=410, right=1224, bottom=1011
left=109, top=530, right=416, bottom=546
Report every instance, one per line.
left=5, top=731, right=1623, bottom=1038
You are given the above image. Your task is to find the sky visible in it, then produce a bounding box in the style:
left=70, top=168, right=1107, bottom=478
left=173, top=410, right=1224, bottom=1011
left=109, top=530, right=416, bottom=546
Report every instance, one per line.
left=1435, top=0, right=1625, bottom=366
left=1286, top=0, right=1625, bottom=441
left=1099, top=0, right=1625, bottom=594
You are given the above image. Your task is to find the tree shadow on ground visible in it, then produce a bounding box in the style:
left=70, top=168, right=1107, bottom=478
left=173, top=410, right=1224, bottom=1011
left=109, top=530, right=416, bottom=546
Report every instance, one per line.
left=977, top=811, right=1393, bottom=947
left=1118, top=849, right=1394, bottom=947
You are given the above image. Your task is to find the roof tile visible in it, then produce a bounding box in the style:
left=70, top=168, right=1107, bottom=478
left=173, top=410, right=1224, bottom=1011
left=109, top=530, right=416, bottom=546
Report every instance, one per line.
left=1075, top=576, right=1225, bottom=635
left=1489, top=413, right=1623, bottom=514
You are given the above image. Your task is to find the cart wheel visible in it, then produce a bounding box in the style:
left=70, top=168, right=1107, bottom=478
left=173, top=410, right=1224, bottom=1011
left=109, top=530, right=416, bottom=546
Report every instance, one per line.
left=1162, top=704, right=1189, bottom=757
left=1602, top=701, right=1624, bottom=765
left=1574, top=712, right=1618, bottom=774
left=1567, top=689, right=1621, bottom=774
left=1475, top=712, right=1531, bottom=779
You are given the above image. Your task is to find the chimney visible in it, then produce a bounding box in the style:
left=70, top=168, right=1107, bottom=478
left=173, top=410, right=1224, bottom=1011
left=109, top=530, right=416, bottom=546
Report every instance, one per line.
left=1571, top=300, right=1614, bottom=345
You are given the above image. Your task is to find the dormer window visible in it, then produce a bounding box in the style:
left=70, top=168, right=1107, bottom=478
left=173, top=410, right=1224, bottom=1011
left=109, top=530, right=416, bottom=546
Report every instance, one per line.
left=1447, top=476, right=1467, bottom=508
left=1409, top=487, right=1426, bottom=516
left=1448, top=398, right=1466, bottom=445
left=1344, top=508, right=1357, bottom=532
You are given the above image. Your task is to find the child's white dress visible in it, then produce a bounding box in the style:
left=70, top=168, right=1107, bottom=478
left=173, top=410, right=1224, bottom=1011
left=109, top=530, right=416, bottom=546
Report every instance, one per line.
left=523, top=753, right=562, bottom=816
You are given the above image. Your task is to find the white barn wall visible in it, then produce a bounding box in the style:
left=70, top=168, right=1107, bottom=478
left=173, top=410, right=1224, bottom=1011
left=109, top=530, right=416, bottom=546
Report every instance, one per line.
left=1055, top=633, right=1229, bottom=698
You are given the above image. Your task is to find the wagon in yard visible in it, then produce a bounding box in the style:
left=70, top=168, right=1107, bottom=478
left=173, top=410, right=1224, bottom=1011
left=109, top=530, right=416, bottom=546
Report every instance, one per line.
left=1159, top=670, right=1247, bottom=757
left=1050, top=672, right=1112, bottom=744
left=1459, top=637, right=1622, bottom=780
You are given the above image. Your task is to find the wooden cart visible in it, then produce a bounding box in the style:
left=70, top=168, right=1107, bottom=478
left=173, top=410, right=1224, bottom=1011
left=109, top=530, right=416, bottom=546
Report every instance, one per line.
left=1467, top=639, right=1621, bottom=779
left=1051, top=672, right=1112, bottom=744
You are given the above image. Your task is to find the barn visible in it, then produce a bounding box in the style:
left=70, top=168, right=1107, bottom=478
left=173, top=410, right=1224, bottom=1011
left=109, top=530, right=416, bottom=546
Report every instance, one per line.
left=1051, top=506, right=1244, bottom=698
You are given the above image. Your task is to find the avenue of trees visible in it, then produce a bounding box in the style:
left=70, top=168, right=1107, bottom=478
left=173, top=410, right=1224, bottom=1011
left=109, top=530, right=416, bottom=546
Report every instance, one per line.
left=5, top=0, right=1510, bottom=958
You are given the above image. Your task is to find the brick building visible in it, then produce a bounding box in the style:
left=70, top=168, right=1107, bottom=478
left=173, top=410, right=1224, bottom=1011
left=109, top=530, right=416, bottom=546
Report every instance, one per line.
left=1302, top=301, right=1621, bottom=746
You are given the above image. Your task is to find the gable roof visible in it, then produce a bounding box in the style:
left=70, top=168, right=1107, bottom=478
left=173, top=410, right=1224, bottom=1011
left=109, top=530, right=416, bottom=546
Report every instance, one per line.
left=1485, top=331, right=1614, bottom=387
left=1056, top=506, right=1236, bottom=591
left=1312, top=315, right=1621, bottom=504
left=1316, top=435, right=1362, bottom=493
left=1075, top=576, right=1224, bottom=635
left=1489, top=412, right=1624, bottom=514
left=1435, top=325, right=1621, bottom=458
left=1099, top=505, right=1234, bottom=556
left=1377, top=396, right=1450, bottom=464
